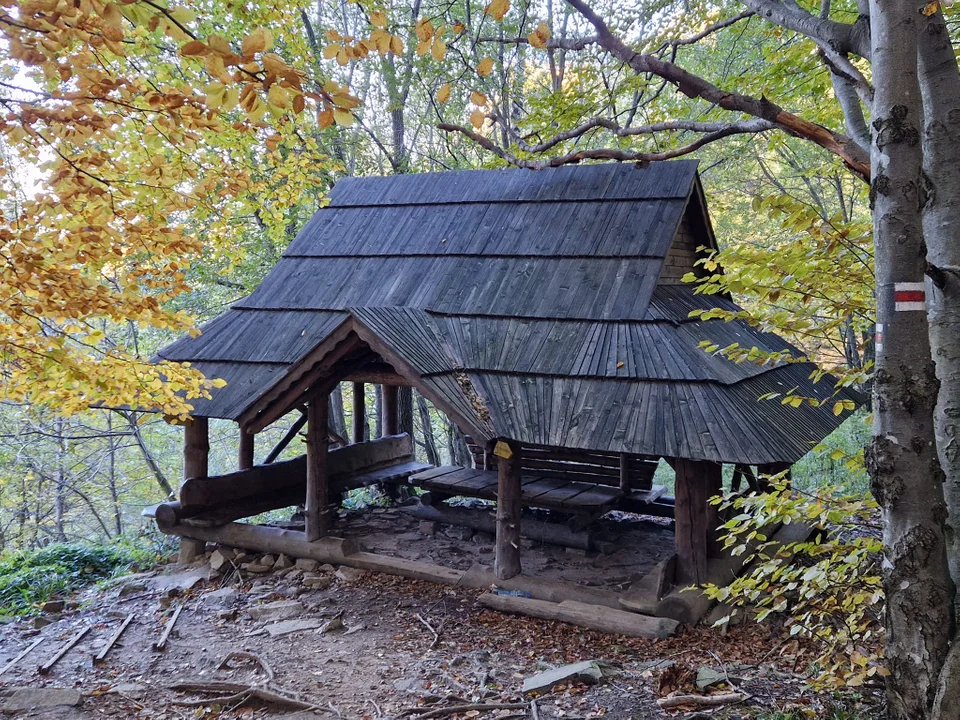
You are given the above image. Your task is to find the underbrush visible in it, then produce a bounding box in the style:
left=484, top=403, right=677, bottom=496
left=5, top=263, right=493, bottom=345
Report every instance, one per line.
left=0, top=541, right=154, bottom=617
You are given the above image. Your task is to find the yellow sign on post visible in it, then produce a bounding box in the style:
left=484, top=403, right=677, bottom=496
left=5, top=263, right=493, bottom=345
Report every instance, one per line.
left=493, top=440, right=513, bottom=459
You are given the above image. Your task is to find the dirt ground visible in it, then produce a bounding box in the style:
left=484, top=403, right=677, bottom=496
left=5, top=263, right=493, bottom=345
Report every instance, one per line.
left=0, top=508, right=880, bottom=720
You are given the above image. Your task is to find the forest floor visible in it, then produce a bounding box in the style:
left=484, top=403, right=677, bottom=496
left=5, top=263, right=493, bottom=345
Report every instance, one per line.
left=0, top=509, right=879, bottom=720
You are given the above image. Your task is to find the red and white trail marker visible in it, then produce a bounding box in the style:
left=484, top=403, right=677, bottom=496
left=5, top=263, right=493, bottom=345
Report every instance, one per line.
left=894, top=282, right=926, bottom=312
left=876, top=323, right=884, bottom=353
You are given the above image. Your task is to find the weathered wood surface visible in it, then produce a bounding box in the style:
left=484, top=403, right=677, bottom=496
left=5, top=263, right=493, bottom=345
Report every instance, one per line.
left=405, top=502, right=594, bottom=550
left=351, top=382, right=365, bottom=443
left=305, top=395, right=329, bottom=541
left=38, top=626, right=91, bottom=674
left=184, top=418, right=208, bottom=480
left=382, top=384, right=399, bottom=437
left=673, top=459, right=722, bottom=586
left=239, top=431, right=254, bottom=470
left=478, top=594, right=679, bottom=639
left=496, top=441, right=522, bottom=580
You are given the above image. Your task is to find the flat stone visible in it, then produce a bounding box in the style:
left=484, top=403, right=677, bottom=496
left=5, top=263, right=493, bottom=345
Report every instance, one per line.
left=273, top=554, right=294, bottom=570
left=335, top=567, right=367, bottom=584
left=151, top=569, right=209, bottom=593
left=263, top=619, right=326, bottom=637
left=203, top=588, right=239, bottom=606
left=418, top=521, right=437, bottom=536
left=107, top=683, right=148, bottom=698
left=247, top=600, right=304, bottom=622
left=118, top=581, right=147, bottom=597
left=294, top=558, right=319, bottom=572
left=40, top=600, right=64, bottom=614
left=522, top=660, right=619, bottom=695
left=241, top=563, right=271, bottom=574
left=1, top=688, right=83, bottom=712
left=302, top=575, right=333, bottom=590
left=261, top=555, right=276, bottom=566
left=32, top=616, right=54, bottom=629
left=209, top=550, right=231, bottom=572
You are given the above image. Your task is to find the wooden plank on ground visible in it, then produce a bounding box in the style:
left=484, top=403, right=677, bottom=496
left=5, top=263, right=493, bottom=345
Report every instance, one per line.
left=38, top=626, right=91, bottom=674
left=478, top=593, right=678, bottom=639
left=0, top=638, right=43, bottom=676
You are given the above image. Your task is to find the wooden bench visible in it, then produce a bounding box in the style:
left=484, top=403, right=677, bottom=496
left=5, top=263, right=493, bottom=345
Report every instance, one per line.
left=409, top=465, right=666, bottom=519
left=153, top=433, right=430, bottom=528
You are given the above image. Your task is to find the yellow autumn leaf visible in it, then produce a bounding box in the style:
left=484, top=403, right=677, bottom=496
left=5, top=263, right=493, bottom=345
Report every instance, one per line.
left=922, top=0, right=939, bottom=14
left=453, top=22, right=465, bottom=33
left=242, top=27, right=273, bottom=56
left=477, top=56, right=494, bottom=77
left=267, top=83, right=290, bottom=109
left=207, top=34, right=231, bottom=55
left=471, top=90, right=488, bottom=106
left=527, top=22, right=551, bottom=49
left=470, top=108, right=485, bottom=128
left=101, top=2, right=122, bottom=27
left=436, top=83, right=451, bottom=103
left=415, top=18, right=435, bottom=41
left=323, top=43, right=341, bottom=59
left=484, top=0, right=510, bottom=20
left=203, top=54, right=231, bottom=83
left=390, top=35, right=404, bottom=54
left=370, top=11, right=387, bottom=27
left=431, top=39, right=447, bottom=61
left=333, top=108, right=354, bottom=126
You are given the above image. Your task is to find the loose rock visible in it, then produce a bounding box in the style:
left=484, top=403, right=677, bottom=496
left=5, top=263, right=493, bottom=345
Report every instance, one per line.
left=1, top=687, right=83, bottom=712
left=246, top=600, right=304, bottom=622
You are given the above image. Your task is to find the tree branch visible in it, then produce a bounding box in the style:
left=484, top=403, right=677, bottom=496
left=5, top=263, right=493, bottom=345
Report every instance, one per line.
left=476, top=35, right=598, bottom=50
left=669, top=10, right=756, bottom=47
left=736, top=0, right=870, bottom=59
left=564, top=0, right=870, bottom=179
left=438, top=119, right=773, bottom=169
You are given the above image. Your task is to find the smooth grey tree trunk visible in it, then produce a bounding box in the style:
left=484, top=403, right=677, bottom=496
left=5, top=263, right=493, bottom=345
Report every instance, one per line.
left=416, top=393, right=440, bottom=466
left=866, top=0, right=952, bottom=715
left=917, top=7, right=960, bottom=617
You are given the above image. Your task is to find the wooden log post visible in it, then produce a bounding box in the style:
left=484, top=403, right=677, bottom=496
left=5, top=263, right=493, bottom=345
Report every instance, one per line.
left=398, top=386, right=414, bottom=436
left=672, top=459, right=723, bottom=585
left=239, top=429, right=254, bottom=470
left=352, top=382, right=365, bottom=444
left=619, top=452, right=630, bottom=493
left=382, top=384, right=399, bottom=437
left=306, top=394, right=331, bottom=541
left=495, top=439, right=523, bottom=580
left=181, top=417, right=209, bottom=563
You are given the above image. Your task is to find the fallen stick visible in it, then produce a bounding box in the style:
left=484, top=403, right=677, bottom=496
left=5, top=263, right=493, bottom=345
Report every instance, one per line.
left=404, top=703, right=528, bottom=719
left=38, top=626, right=92, bottom=675
left=656, top=692, right=746, bottom=710
left=168, top=680, right=320, bottom=711
left=530, top=699, right=541, bottom=720
left=94, top=613, right=135, bottom=665
left=415, top=613, right=440, bottom=649
left=217, top=650, right=274, bottom=681
left=153, top=604, right=184, bottom=651
left=0, top=637, right=44, bottom=676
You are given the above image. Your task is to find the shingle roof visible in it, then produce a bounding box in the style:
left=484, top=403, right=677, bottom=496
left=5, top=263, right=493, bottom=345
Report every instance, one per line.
left=157, top=161, right=861, bottom=463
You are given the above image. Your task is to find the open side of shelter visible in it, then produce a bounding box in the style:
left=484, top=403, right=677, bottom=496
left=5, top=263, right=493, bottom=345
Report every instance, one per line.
left=147, top=161, right=861, bottom=634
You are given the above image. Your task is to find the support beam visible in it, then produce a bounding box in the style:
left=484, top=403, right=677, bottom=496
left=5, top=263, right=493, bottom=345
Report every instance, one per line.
left=672, top=459, right=722, bottom=585
left=619, top=452, right=630, bottom=493
left=495, top=439, right=523, bottom=580
left=352, top=382, right=365, bottom=444
left=239, top=430, right=254, bottom=470
left=382, top=384, right=399, bottom=437
left=183, top=417, right=209, bottom=480
left=263, top=410, right=307, bottom=464
left=305, top=395, right=331, bottom=541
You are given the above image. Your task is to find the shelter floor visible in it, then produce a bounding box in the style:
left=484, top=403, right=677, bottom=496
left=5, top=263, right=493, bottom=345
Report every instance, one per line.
left=308, top=503, right=676, bottom=591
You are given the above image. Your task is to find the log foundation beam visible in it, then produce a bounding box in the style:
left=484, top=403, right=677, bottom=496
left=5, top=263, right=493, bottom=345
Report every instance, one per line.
left=672, top=459, right=723, bottom=586
left=184, top=417, right=209, bottom=480
left=306, top=394, right=331, bottom=541
left=495, top=439, right=523, bottom=580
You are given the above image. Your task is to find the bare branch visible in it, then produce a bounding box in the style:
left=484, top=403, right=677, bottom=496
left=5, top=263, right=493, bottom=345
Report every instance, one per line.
left=476, top=35, right=598, bottom=50
left=669, top=11, right=756, bottom=47
left=438, top=119, right=773, bottom=169
left=737, top=0, right=870, bottom=59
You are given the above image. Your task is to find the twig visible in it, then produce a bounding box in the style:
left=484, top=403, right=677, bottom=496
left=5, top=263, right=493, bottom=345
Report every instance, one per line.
left=403, top=703, right=528, bottom=719
left=530, top=699, right=541, bottom=720
left=38, top=625, right=91, bottom=674
left=153, top=604, right=184, bottom=651
left=94, top=613, right=135, bottom=665
left=369, top=698, right=384, bottom=718
left=0, top=637, right=44, bottom=675
left=168, top=681, right=321, bottom=711
left=217, top=650, right=274, bottom=681
left=328, top=701, right=344, bottom=718
left=656, top=693, right=746, bottom=709
left=415, top=613, right=440, bottom=649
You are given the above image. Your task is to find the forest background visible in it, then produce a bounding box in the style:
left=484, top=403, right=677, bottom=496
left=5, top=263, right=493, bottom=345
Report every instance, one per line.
left=0, top=0, right=879, bottom=556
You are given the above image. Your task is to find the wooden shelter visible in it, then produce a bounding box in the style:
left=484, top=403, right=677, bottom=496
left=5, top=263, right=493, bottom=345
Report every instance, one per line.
left=150, top=161, right=860, bottom=625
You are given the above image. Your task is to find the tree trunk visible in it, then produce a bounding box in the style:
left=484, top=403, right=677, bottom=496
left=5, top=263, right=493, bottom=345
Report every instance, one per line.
left=866, top=1, right=952, bottom=714
left=329, top=384, right=348, bottom=441
left=917, top=8, right=960, bottom=620
left=416, top=393, right=441, bottom=466
left=373, top=384, right=382, bottom=439
left=107, top=412, right=122, bottom=537
left=398, top=386, right=414, bottom=437
left=53, top=417, right=66, bottom=542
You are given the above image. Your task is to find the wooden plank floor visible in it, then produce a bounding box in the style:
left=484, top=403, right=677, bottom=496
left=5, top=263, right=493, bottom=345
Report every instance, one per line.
left=410, top=466, right=665, bottom=515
